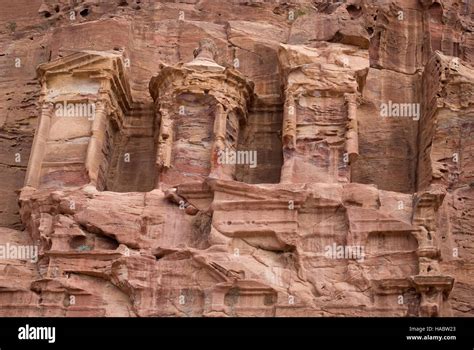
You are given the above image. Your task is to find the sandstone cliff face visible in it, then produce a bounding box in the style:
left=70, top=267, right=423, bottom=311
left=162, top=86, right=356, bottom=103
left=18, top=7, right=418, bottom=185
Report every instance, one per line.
left=0, top=0, right=473, bottom=317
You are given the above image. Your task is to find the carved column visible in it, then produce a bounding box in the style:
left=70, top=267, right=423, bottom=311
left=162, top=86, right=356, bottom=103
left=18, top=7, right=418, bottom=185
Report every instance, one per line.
left=25, top=102, right=54, bottom=188
left=85, top=100, right=107, bottom=186
left=155, top=109, right=174, bottom=185
left=210, top=103, right=227, bottom=178
left=280, top=95, right=296, bottom=183
left=344, top=93, right=359, bottom=163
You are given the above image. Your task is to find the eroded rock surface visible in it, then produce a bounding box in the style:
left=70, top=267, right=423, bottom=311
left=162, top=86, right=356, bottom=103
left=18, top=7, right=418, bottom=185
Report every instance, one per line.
left=0, top=0, right=473, bottom=317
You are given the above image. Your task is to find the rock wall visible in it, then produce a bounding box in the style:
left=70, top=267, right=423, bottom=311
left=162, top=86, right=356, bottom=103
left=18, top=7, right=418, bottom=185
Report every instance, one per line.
left=0, top=0, right=473, bottom=317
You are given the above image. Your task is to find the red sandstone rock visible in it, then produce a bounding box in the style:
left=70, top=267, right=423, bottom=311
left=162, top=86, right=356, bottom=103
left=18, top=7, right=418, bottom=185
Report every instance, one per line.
left=0, top=0, right=473, bottom=317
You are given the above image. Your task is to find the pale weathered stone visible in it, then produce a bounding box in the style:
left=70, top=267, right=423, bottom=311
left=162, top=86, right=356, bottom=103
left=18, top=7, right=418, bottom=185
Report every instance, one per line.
left=0, top=0, right=473, bottom=318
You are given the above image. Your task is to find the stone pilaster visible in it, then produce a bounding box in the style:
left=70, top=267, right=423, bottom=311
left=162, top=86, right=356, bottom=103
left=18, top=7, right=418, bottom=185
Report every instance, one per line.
left=24, top=102, right=54, bottom=188
left=85, top=100, right=107, bottom=186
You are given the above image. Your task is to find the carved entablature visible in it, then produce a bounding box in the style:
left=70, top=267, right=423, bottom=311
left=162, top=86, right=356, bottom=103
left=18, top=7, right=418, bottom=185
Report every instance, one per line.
left=149, top=41, right=254, bottom=186
left=149, top=62, right=253, bottom=124
left=36, top=51, right=133, bottom=130
left=26, top=51, right=133, bottom=190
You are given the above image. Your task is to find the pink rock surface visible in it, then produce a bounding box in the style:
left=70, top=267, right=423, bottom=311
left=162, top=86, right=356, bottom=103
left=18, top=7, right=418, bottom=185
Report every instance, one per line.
left=0, top=0, right=473, bottom=317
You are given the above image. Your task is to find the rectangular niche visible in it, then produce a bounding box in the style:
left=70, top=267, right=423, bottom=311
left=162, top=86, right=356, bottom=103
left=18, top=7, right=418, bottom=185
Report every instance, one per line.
left=235, top=106, right=283, bottom=184
left=102, top=106, right=157, bottom=192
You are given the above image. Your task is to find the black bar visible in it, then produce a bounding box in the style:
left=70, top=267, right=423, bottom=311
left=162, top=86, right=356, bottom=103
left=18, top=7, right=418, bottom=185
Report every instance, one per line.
left=0, top=317, right=472, bottom=347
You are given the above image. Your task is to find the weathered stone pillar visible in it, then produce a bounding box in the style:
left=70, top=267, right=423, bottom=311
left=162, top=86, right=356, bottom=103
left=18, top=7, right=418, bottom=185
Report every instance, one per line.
left=344, top=93, right=359, bottom=163
left=85, top=100, right=107, bottom=186
left=25, top=102, right=54, bottom=188
left=156, top=111, right=173, bottom=170
left=209, top=103, right=227, bottom=178
left=280, top=96, right=296, bottom=183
